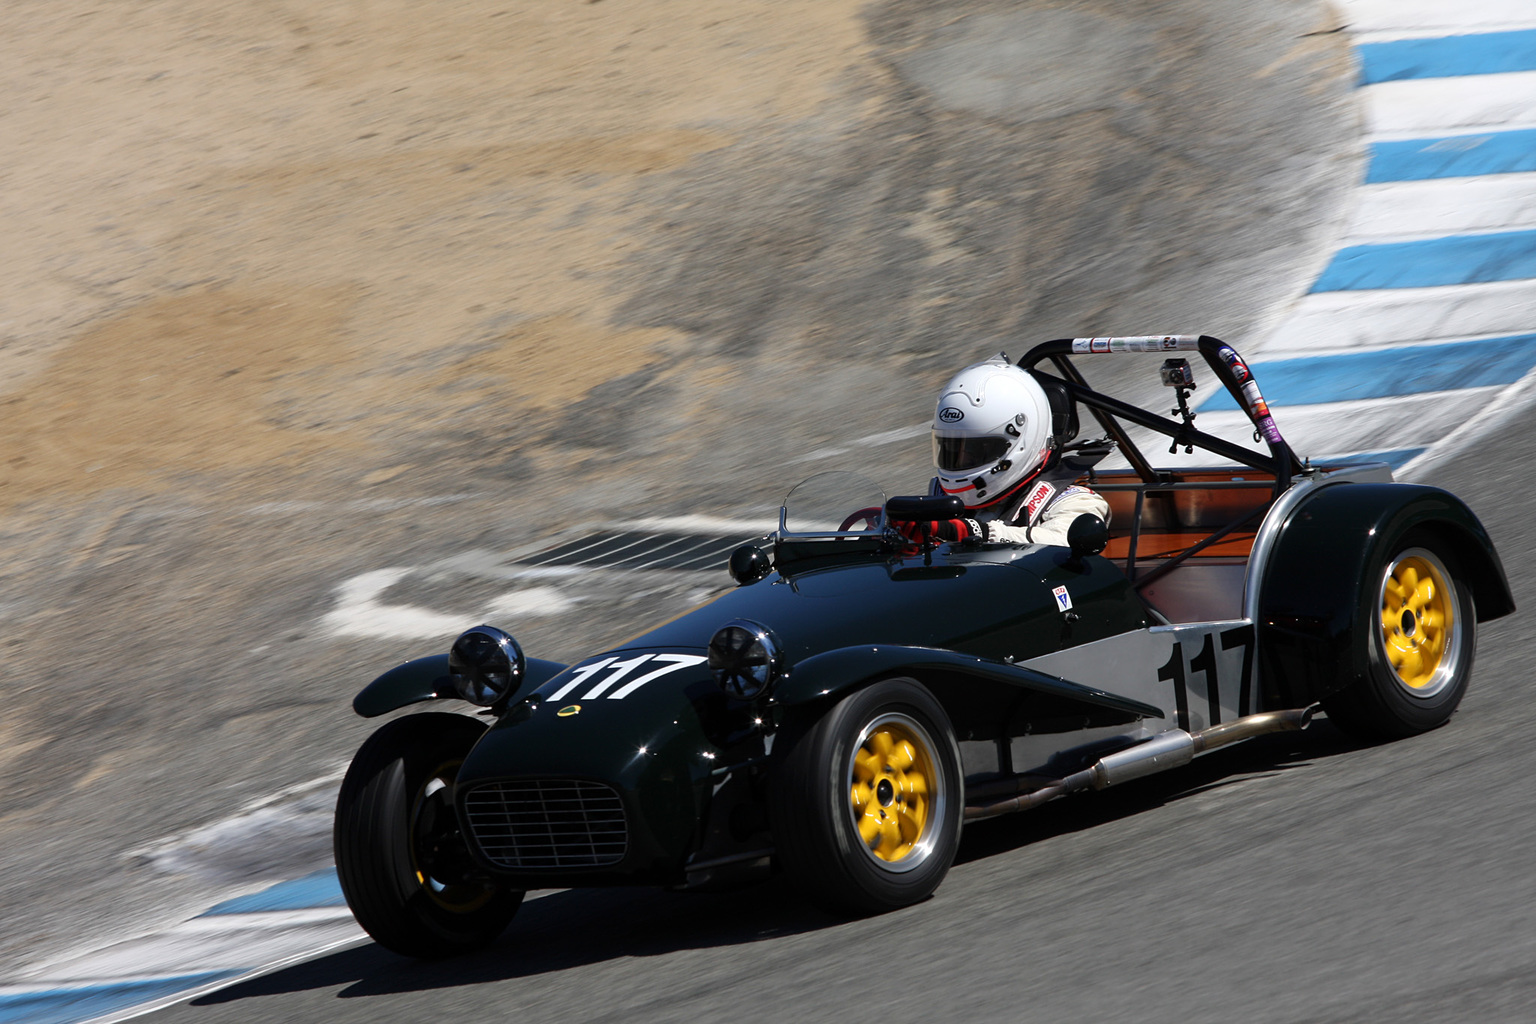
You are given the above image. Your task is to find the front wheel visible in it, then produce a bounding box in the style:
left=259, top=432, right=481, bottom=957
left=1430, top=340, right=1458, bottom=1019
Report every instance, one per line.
left=1323, top=539, right=1477, bottom=740
left=334, top=712, right=523, bottom=957
left=770, top=678, right=963, bottom=914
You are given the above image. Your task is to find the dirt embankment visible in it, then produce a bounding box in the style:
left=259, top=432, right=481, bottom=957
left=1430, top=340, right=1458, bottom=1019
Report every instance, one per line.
left=0, top=0, right=860, bottom=508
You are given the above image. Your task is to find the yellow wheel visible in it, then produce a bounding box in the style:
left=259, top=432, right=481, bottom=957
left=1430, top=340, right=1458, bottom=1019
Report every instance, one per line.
left=847, top=714, right=941, bottom=869
left=770, top=678, right=961, bottom=913
left=1378, top=548, right=1461, bottom=698
left=1323, top=538, right=1475, bottom=740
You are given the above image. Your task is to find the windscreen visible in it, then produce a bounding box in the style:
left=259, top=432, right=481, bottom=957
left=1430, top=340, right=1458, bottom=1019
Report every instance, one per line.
left=781, top=471, right=887, bottom=535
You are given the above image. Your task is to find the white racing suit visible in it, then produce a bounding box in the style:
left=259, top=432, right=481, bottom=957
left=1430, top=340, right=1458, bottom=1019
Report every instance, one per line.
left=970, top=466, right=1111, bottom=547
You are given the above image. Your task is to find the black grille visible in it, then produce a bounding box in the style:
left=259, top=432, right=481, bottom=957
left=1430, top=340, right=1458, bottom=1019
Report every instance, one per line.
left=463, top=779, right=628, bottom=869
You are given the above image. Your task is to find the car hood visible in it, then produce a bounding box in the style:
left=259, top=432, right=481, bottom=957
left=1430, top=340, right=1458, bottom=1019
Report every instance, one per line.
left=613, top=547, right=1145, bottom=666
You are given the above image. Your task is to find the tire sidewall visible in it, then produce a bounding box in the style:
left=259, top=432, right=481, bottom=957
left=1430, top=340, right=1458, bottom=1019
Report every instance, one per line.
left=335, top=711, right=522, bottom=956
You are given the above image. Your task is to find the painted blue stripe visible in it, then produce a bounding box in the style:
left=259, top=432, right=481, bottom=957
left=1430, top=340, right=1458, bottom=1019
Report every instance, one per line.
left=0, top=971, right=241, bottom=1024
left=1330, top=448, right=1426, bottom=471
left=1310, top=229, right=1536, bottom=291
left=1201, top=334, right=1536, bottom=409
left=198, top=868, right=345, bottom=916
left=1358, top=29, right=1536, bottom=84
left=1368, top=128, right=1536, bottom=182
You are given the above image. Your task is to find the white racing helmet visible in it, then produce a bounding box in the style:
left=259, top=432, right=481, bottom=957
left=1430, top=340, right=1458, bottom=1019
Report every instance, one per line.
left=931, top=355, right=1054, bottom=509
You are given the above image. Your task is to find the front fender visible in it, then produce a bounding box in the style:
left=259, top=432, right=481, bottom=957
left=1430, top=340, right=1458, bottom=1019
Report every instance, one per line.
left=772, top=643, right=1163, bottom=739
left=352, top=653, right=569, bottom=717
left=1256, top=482, right=1513, bottom=708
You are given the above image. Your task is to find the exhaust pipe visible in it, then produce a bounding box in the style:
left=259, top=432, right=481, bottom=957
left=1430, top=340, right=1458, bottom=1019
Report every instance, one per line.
left=964, top=705, right=1316, bottom=822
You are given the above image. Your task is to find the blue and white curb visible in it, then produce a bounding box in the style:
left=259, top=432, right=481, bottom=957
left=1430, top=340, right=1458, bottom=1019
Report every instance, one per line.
left=0, top=869, right=363, bottom=1024
left=1199, top=1, right=1536, bottom=477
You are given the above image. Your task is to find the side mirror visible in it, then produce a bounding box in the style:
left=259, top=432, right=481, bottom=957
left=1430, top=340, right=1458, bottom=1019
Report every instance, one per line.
left=1067, top=514, right=1108, bottom=559
left=886, top=494, right=964, bottom=523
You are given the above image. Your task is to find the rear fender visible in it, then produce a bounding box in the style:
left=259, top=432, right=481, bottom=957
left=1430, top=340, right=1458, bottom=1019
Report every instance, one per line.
left=771, top=644, right=1162, bottom=741
left=352, top=654, right=569, bottom=717
left=1256, top=482, right=1512, bottom=708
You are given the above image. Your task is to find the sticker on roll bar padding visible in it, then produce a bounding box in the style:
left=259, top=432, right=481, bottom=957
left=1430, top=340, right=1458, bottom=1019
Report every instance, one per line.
left=1217, top=344, right=1286, bottom=446
left=1071, top=336, right=1201, bottom=354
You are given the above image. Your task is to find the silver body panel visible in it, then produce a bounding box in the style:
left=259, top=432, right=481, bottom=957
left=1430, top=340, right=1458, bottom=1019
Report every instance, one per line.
left=958, top=462, right=1396, bottom=783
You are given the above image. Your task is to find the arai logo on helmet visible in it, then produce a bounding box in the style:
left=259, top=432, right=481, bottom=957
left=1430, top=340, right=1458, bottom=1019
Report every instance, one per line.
left=939, top=407, right=964, bottom=423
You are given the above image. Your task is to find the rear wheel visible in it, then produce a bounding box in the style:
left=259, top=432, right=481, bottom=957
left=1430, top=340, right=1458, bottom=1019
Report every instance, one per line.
left=1324, top=539, right=1477, bottom=740
left=334, top=712, right=523, bottom=957
left=770, top=678, right=962, bottom=914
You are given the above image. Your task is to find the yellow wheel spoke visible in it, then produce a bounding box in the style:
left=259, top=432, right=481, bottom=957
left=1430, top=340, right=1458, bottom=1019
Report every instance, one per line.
left=880, top=817, right=903, bottom=853
left=870, top=730, right=894, bottom=759
left=853, top=749, right=878, bottom=783
left=857, top=810, right=883, bottom=846
left=897, top=804, right=925, bottom=841
left=850, top=781, right=873, bottom=811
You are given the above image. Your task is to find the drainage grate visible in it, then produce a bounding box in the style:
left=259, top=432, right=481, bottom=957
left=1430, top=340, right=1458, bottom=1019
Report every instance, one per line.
left=520, top=531, right=758, bottom=572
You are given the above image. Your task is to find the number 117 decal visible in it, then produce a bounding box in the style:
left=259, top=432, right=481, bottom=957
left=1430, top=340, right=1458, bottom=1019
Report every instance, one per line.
left=1155, top=626, right=1255, bottom=730
left=547, top=653, right=708, bottom=702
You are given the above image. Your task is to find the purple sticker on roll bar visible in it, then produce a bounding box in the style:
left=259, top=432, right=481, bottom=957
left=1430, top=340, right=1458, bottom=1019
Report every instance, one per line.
left=1229, top=353, right=1285, bottom=446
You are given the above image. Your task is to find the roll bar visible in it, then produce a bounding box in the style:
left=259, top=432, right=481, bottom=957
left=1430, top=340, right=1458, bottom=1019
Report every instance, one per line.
left=1015, top=335, right=1304, bottom=495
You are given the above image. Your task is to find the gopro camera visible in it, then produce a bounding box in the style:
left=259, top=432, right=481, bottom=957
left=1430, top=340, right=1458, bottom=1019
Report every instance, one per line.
left=1160, top=358, right=1195, bottom=388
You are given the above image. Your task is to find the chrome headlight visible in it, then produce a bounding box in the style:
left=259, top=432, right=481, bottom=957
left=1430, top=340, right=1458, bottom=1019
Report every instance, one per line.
left=448, top=625, right=525, bottom=706
left=708, top=619, right=782, bottom=700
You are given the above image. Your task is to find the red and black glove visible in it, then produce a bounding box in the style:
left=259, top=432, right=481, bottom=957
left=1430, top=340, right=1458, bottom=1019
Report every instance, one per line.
left=895, top=518, right=983, bottom=547
left=935, top=518, right=983, bottom=543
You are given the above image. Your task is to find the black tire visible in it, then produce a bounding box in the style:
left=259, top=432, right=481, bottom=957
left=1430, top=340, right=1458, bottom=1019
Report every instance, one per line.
left=334, top=712, right=523, bottom=957
left=1323, top=534, right=1477, bottom=740
left=770, top=678, right=963, bottom=914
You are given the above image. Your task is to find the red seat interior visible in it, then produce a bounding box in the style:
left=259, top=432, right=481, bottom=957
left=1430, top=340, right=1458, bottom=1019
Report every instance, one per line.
left=1088, top=468, right=1274, bottom=566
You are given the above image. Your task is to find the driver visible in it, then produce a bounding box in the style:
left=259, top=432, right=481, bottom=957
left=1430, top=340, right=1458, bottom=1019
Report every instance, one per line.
left=913, top=354, right=1110, bottom=547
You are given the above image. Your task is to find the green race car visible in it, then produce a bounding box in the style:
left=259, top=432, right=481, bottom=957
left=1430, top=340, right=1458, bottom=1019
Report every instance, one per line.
left=334, top=335, right=1513, bottom=957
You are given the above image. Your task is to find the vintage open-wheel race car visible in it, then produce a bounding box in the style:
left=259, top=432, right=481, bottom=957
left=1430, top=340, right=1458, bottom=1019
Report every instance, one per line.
left=333, top=335, right=1513, bottom=957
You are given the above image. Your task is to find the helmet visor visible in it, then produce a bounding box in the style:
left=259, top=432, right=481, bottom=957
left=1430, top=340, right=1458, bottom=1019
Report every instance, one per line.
left=933, top=432, right=1011, bottom=473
